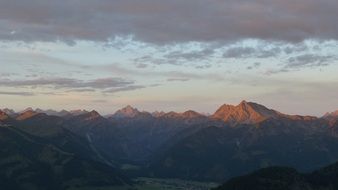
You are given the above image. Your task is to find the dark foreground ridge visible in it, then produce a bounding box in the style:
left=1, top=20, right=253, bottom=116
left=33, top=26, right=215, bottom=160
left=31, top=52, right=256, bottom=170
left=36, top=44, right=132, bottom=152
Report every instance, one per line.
left=214, top=161, right=338, bottom=190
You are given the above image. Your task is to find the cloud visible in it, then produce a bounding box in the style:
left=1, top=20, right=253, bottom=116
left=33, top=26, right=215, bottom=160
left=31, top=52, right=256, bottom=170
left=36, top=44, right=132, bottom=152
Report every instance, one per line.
left=0, top=72, right=18, bottom=78
left=286, top=54, right=334, bottom=68
left=1, top=0, right=338, bottom=44
left=0, top=77, right=145, bottom=94
left=163, top=48, right=215, bottom=62
left=135, top=63, right=148, bottom=69
left=103, top=85, right=146, bottom=93
left=223, top=47, right=256, bottom=58
left=100, top=63, right=225, bottom=81
left=167, top=78, right=190, bottom=82
left=247, top=62, right=261, bottom=70
left=223, top=46, right=282, bottom=58
left=0, top=91, right=34, bottom=96
left=265, top=54, right=335, bottom=75
left=132, top=47, right=215, bottom=68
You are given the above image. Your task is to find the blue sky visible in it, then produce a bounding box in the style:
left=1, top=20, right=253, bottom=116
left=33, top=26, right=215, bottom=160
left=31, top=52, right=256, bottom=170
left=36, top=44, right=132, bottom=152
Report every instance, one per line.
left=1, top=0, right=338, bottom=116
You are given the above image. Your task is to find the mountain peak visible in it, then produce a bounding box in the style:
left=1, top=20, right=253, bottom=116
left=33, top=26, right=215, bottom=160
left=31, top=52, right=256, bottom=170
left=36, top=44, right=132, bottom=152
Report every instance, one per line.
left=182, top=110, right=204, bottom=118
left=152, top=111, right=166, bottom=117
left=57, top=110, right=71, bottom=117
left=212, top=101, right=279, bottom=125
left=123, top=105, right=138, bottom=112
left=324, top=110, right=338, bottom=118
left=124, top=105, right=134, bottom=109
left=239, top=100, right=248, bottom=105
left=159, top=110, right=205, bottom=119
left=162, top=111, right=181, bottom=118
left=69, top=109, right=89, bottom=116
left=113, top=105, right=140, bottom=118
left=2, top=108, right=16, bottom=116
left=16, top=110, right=40, bottom=121
left=238, top=100, right=253, bottom=110
left=35, top=108, right=53, bottom=114
left=20, top=107, right=34, bottom=113
left=82, top=110, right=102, bottom=120
left=89, top=110, right=101, bottom=117
left=0, top=110, right=10, bottom=120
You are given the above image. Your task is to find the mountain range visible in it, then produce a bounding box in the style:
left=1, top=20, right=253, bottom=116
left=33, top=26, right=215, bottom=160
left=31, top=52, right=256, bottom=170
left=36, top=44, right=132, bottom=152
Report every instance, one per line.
left=1, top=100, right=338, bottom=189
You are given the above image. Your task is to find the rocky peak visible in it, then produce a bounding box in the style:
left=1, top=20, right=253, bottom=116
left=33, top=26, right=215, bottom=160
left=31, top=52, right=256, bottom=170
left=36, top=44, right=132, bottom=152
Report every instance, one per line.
left=69, top=109, right=89, bottom=116
left=160, top=110, right=204, bottom=120
left=2, top=108, right=16, bottom=117
left=57, top=110, right=71, bottom=117
left=162, top=111, right=181, bottom=118
left=323, top=110, right=338, bottom=127
left=212, top=100, right=280, bottom=125
left=89, top=110, right=101, bottom=116
left=152, top=111, right=166, bottom=117
left=20, top=107, right=34, bottom=113
left=0, top=110, right=10, bottom=120
left=114, top=105, right=140, bottom=118
left=35, top=108, right=45, bottom=113
left=239, top=100, right=249, bottom=106
left=182, top=110, right=204, bottom=118
left=83, top=110, right=102, bottom=120
left=324, top=110, right=338, bottom=118
left=16, top=110, right=39, bottom=121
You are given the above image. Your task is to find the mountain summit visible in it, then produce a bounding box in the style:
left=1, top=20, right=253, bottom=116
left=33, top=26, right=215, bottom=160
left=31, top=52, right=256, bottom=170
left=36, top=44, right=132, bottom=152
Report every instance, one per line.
left=113, top=105, right=141, bottom=118
left=0, top=110, right=10, bottom=121
left=324, top=110, right=338, bottom=118
left=2, top=108, right=16, bottom=117
left=211, top=100, right=280, bottom=125
left=182, top=110, right=204, bottom=118
left=81, top=110, right=102, bottom=121
left=16, top=110, right=40, bottom=121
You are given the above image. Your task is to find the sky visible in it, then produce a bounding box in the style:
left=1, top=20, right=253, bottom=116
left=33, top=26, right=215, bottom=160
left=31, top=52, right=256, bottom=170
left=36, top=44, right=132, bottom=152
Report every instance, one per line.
left=0, top=0, right=338, bottom=116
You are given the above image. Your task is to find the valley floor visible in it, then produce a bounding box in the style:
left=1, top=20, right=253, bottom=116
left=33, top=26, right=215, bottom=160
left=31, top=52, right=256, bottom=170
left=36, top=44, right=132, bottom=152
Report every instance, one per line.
left=133, top=177, right=219, bottom=190
left=69, top=178, right=218, bottom=190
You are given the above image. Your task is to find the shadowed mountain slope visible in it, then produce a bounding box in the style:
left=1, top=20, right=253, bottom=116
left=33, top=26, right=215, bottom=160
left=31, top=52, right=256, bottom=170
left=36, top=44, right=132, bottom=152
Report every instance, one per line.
left=0, top=125, right=130, bottom=190
left=149, top=117, right=338, bottom=181
left=214, top=161, right=338, bottom=190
